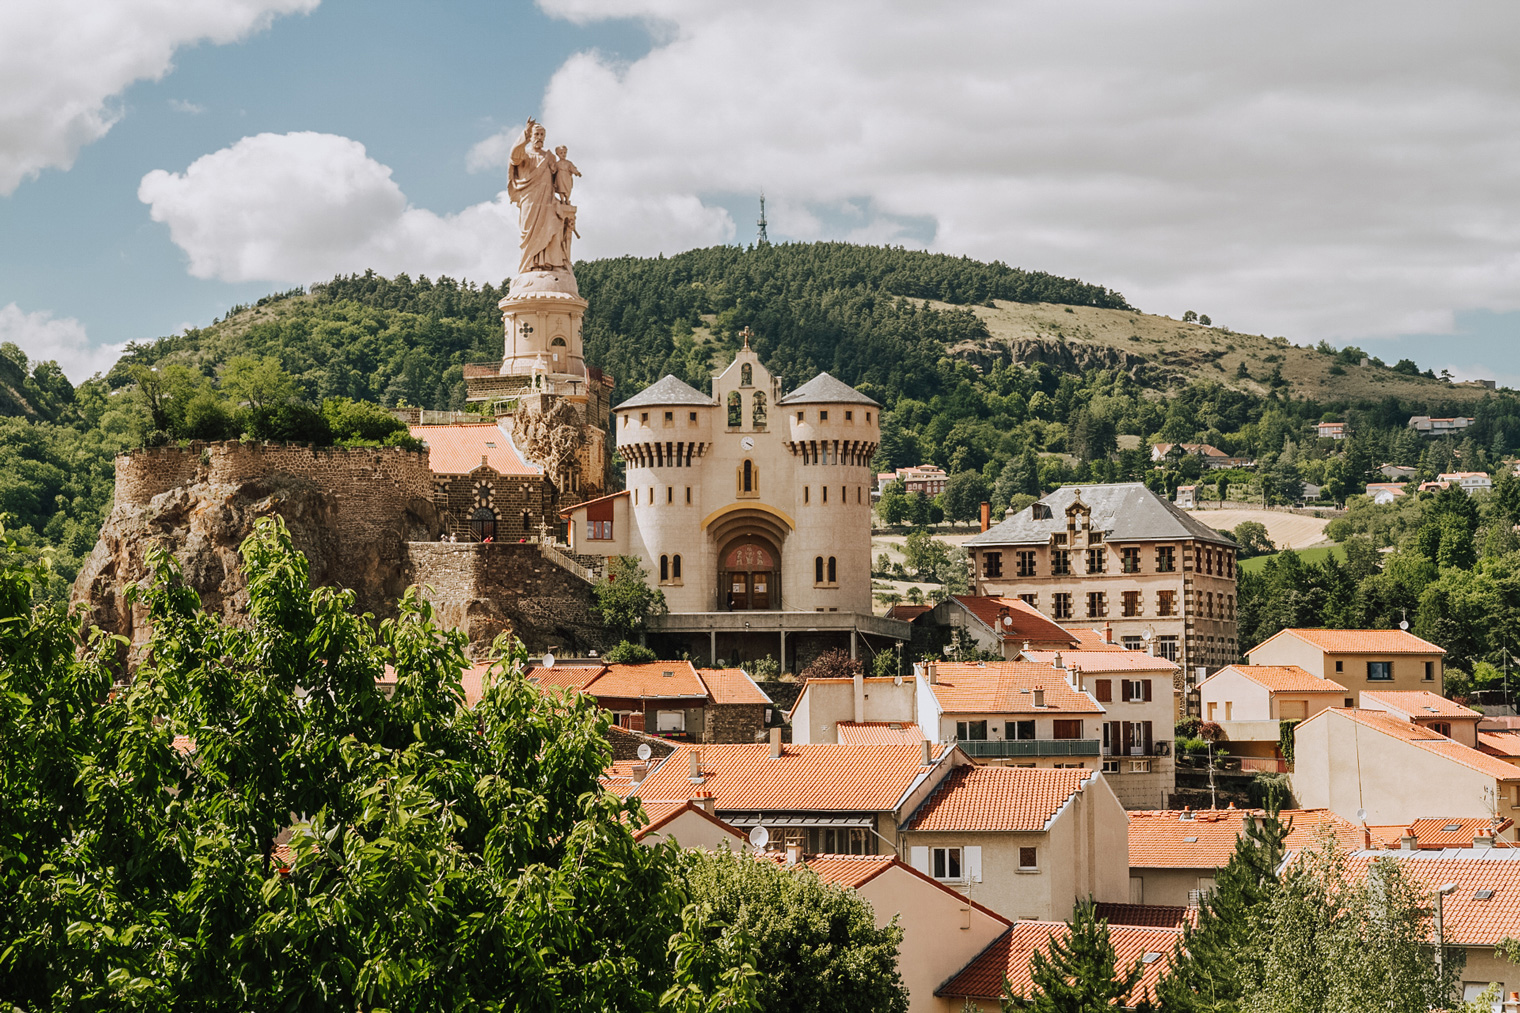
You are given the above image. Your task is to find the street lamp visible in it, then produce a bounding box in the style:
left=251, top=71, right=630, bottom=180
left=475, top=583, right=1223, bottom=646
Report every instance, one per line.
left=1435, top=881, right=1459, bottom=983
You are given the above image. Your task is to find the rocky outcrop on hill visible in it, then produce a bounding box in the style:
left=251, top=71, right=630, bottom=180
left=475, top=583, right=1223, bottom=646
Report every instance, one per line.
left=949, top=336, right=1159, bottom=383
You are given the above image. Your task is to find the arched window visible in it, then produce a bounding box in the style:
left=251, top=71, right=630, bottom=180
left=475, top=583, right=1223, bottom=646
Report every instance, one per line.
left=660, top=555, right=670, bottom=582
left=470, top=507, right=496, bottom=541
left=740, top=363, right=753, bottom=387
left=827, top=556, right=837, bottom=583
left=752, top=390, right=767, bottom=429
left=742, top=459, right=754, bottom=493
left=727, top=391, right=742, bottom=427
left=815, top=556, right=825, bottom=584
left=672, top=554, right=682, bottom=580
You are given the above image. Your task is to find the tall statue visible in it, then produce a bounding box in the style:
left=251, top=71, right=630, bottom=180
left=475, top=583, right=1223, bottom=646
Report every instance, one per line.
left=508, top=118, right=580, bottom=275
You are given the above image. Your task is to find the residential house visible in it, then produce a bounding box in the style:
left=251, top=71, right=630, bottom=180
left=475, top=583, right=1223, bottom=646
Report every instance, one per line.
left=632, top=798, right=748, bottom=850
left=899, top=765, right=1130, bottom=921
left=1381, top=464, right=1419, bottom=480
left=525, top=660, right=774, bottom=743
left=1363, top=818, right=1515, bottom=851
left=629, top=737, right=965, bottom=854
left=1340, top=849, right=1520, bottom=1003
left=1246, top=628, right=1444, bottom=705
left=964, top=484, right=1240, bottom=691
left=936, top=920, right=1181, bottom=1011
left=1020, top=647, right=1181, bottom=808
left=917, top=595, right=1080, bottom=660
left=1317, top=421, right=1347, bottom=440
left=1127, top=807, right=1362, bottom=907
left=1360, top=689, right=1482, bottom=746
left=894, top=465, right=949, bottom=497
left=1480, top=730, right=1520, bottom=768
left=1175, top=484, right=1196, bottom=509
left=1150, top=443, right=1251, bottom=470
left=1197, top=664, right=1349, bottom=769
left=1365, top=482, right=1407, bottom=505
left=788, top=674, right=920, bottom=744
left=1408, top=415, right=1476, bottom=437
left=796, top=854, right=1010, bottom=1013
left=915, top=661, right=1105, bottom=769
left=1439, top=471, right=1494, bottom=494
left=1292, top=708, right=1520, bottom=830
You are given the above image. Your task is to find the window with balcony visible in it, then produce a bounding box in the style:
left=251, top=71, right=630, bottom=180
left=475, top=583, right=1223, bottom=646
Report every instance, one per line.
left=1121, top=547, right=1141, bottom=573
left=1017, top=550, right=1037, bottom=577
left=956, top=720, right=988, bottom=741
left=1156, top=546, right=1176, bottom=572
left=1086, top=548, right=1106, bottom=573
left=1053, top=593, right=1073, bottom=620
left=1011, top=720, right=1036, bottom=740
left=983, top=552, right=1003, bottom=578
left=1086, top=591, right=1106, bottom=619
left=1122, top=590, right=1142, bottom=617
left=1157, top=590, right=1177, bottom=616
left=1052, top=550, right=1071, bottom=576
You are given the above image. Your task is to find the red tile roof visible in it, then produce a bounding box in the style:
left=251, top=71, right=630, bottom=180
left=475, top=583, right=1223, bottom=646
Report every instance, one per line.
left=586, top=662, right=709, bottom=700
left=925, top=662, right=1103, bottom=715
left=1258, top=628, right=1445, bottom=655
left=836, top=721, right=924, bottom=744
left=559, top=489, right=629, bottom=519
left=1315, top=709, right=1520, bottom=781
left=1342, top=852, right=1520, bottom=945
left=903, top=766, right=1094, bottom=832
left=795, top=853, right=1012, bottom=925
left=632, top=800, right=747, bottom=843
left=600, top=760, right=649, bottom=797
left=409, top=422, right=538, bottom=476
left=938, top=921, right=1179, bottom=1003
left=1092, top=903, right=1193, bottom=929
left=698, top=667, right=773, bottom=706
left=1205, top=664, right=1347, bottom=694
left=1128, top=808, right=1363, bottom=868
left=1064, top=627, right=1130, bottom=652
left=885, top=603, right=933, bottom=623
left=953, top=596, right=1079, bottom=647
left=1361, top=690, right=1480, bottom=720
left=525, top=662, right=605, bottom=692
left=1479, top=731, right=1520, bottom=760
left=1365, top=818, right=1515, bottom=850
left=632, top=743, right=949, bottom=813
left=1024, top=650, right=1178, bottom=674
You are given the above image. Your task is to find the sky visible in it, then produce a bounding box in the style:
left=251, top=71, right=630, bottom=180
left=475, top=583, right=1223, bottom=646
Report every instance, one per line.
left=3, top=1, right=1520, bottom=386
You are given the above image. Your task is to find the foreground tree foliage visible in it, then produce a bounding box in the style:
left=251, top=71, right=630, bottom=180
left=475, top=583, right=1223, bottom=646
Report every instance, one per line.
left=1001, top=899, right=1149, bottom=1012
left=0, top=518, right=760, bottom=1011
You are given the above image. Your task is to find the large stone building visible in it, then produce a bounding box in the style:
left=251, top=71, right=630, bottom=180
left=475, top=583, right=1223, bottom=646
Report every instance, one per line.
left=562, top=340, right=909, bottom=669
left=963, top=484, right=1240, bottom=705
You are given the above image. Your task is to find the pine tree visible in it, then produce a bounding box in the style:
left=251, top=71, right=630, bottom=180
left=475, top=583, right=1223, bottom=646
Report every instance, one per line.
left=1002, top=899, right=1144, bottom=1012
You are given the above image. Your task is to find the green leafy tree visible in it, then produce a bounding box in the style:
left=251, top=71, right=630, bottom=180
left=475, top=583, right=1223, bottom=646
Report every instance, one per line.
left=943, top=470, right=991, bottom=527
left=680, top=850, right=909, bottom=1013
left=1002, top=899, right=1146, bottom=1011
left=1231, top=521, right=1275, bottom=558
left=605, top=640, right=658, bottom=663
left=593, top=555, right=668, bottom=643
left=879, top=479, right=910, bottom=526
left=904, top=528, right=954, bottom=580
left=220, top=354, right=299, bottom=411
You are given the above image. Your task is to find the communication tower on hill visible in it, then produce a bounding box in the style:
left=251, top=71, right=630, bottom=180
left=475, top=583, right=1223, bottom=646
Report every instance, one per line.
left=756, top=193, right=769, bottom=246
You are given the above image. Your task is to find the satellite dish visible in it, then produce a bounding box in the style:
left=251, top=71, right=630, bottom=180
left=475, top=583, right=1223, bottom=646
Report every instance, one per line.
left=1355, top=808, right=1367, bottom=823
left=637, top=743, right=653, bottom=761
left=542, top=652, right=556, bottom=669
left=1003, top=616, right=1014, bottom=628
left=748, top=825, right=770, bottom=850
left=1399, top=620, right=1409, bottom=630
left=1141, top=629, right=1154, bottom=642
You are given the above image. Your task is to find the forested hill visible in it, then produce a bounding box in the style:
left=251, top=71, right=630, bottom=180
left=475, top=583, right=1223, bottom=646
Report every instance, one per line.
left=7, top=241, right=1520, bottom=595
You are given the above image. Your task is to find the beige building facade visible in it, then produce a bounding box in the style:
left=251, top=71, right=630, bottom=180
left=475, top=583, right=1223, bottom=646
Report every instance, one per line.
left=964, top=484, right=1239, bottom=711
left=1245, top=628, right=1444, bottom=705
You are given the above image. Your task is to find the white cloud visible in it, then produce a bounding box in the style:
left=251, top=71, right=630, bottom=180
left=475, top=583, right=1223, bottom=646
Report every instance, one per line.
left=168, top=98, right=206, bottom=115
left=140, top=132, right=526, bottom=283
left=522, top=0, right=1520, bottom=345
left=0, top=0, right=317, bottom=195
left=0, top=303, right=125, bottom=382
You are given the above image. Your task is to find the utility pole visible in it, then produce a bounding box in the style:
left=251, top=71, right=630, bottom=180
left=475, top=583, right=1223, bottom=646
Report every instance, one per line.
left=756, top=193, right=769, bottom=246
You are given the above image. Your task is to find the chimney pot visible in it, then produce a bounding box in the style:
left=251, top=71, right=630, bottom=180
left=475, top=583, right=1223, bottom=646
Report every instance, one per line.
left=688, top=751, right=702, bottom=780
left=1475, top=828, right=1496, bottom=849
left=769, top=726, right=783, bottom=759
left=926, top=662, right=938, bottom=685
left=1053, top=651, right=1064, bottom=670
left=786, top=843, right=802, bottom=865
left=1103, top=622, right=1113, bottom=645
left=1400, top=830, right=1418, bottom=850
left=921, top=738, right=932, bottom=765
left=631, top=761, right=648, bottom=783
left=695, top=791, right=715, bottom=814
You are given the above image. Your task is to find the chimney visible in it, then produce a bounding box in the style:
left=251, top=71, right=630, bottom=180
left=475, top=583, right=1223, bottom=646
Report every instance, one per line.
left=1400, top=829, right=1418, bottom=851
left=1103, top=622, right=1113, bottom=645
left=694, top=791, right=715, bottom=814
left=1475, top=827, right=1496, bottom=849
left=853, top=670, right=865, bottom=724
left=921, top=738, right=932, bottom=765
left=631, top=761, right=649, bottom=784
left=1053, top=651, right=1064, bottom=670
left=688, top=751, right=702, bottom=781
left=786, top=843, right=802, bottom=865
left=769, top=726, right=783, bottom=759
left=925, top=662, right=938, bottom=685
left=979, top=501, right=991, bottom=532
left=1033, top=687, right=1046, bottom=708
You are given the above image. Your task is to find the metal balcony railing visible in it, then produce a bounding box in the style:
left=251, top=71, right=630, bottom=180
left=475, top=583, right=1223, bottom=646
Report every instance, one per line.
left=954, top=738, right=1101, bottom=758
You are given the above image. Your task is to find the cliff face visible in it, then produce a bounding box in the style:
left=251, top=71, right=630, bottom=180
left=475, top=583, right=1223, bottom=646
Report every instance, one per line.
left=73, top=443, right=440, bottom=647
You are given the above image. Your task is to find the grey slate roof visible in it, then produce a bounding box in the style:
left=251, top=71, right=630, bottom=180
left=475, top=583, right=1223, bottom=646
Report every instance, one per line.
left=615, top=374, right=714, bottom=410
left=777, top=372, right=880, bottom=407
left=964, top=483, right=1239, bottom=549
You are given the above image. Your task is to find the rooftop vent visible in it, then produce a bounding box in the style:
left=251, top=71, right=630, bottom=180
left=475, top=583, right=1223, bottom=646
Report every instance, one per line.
left=1443, top=824, right=1462, bottom=833
left=663, top=670, right=674, bottom=678
left=1180, top=808, right=1194, bottom=821
left=1183, top=836, right=1199, bottom=843
left=1475, top=889, right=1495, bottom=901
left=1142, top=953, right=1163, bottom=964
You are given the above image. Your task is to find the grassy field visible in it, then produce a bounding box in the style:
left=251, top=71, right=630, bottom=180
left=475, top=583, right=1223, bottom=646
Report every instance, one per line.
left=1239, top=544, right=1347, bottom=574
left=1188, top=508, right=1332, bottom=550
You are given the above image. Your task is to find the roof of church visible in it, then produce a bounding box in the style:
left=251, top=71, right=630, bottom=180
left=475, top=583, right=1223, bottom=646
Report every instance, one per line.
left=965, top=483, right=1238, bottom=548
left=777, top=372, right=880, bottom=407
left=614, top=374, right=714, bottom=410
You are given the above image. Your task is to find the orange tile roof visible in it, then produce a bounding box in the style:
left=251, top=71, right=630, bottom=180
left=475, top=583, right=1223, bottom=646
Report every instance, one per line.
left=1262, top=628, right=1445, bottom=655
left=409, top=422, right=538, bottom=476
left=1128, top=808, right=1363, bottom=868
left=698, top=667, right=773, bottom=706
left=525, top=662, right=606, bottom=692
left=1363, top=818, right=1515, bottom=850
left=836, top=721, right=923, bottom=744
left=1024, top=650, right=1179, bottom=674
left=938, top=921, right=1179, bottom=1003
left=903, top=766, right=1093, bottom=832
left=1322, top=709, right=1520, bottom=781
left=1342, top=852, right=1520, bottom=945
left=1206, top=664, right=1347, bottom=694
left=631, top=743, right=948, bottom=813
left=953, top=596, right=1080, bottom=646
left=794, top=853, right=1012, bottom=926
left=1064, top=627, right=1129, bottom=652
left=1092, top=903, right=1193, bottom=929
left=171, top=735, right=196, bottom=755
left=1479, top=731, right=1520, bottom=759
left=601, top=760, right=649, bottom=797
left=632, top=800, right=747, bottom=843
left=885, top=603, right=933, bottom=623
left=1361, top=690, right=1480, bottom=720
left=926, top=662, right=1103, bottom=715
left=587, top=662, right=709, bottom=700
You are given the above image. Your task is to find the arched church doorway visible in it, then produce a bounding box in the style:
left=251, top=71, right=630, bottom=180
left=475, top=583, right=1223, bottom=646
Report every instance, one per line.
left=720, top=537, right=780, bottom=611
left=470, top=507, right=497, bottom=541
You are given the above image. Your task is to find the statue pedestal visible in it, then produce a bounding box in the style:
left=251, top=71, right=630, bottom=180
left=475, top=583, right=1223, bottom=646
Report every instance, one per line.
left=499, top=270, right=587, bottom=378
